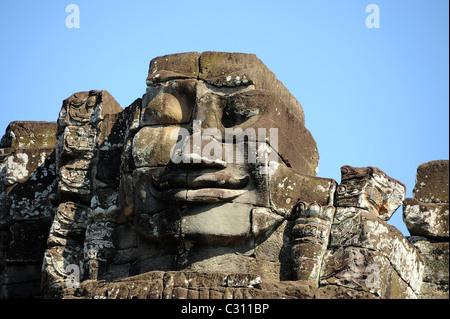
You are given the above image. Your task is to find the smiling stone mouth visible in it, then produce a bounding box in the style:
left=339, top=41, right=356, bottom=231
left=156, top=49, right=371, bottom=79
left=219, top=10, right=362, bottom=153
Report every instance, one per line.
left=149, top=168, right=250, bottom=203
left=152, top=169, right=249, bottom=190
left=149, top=187, right=248, bottom=203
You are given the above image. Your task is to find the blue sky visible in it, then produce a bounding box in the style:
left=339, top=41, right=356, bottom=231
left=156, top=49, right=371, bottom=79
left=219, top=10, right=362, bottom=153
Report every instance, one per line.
left=0, top=0, right=448, bottom=235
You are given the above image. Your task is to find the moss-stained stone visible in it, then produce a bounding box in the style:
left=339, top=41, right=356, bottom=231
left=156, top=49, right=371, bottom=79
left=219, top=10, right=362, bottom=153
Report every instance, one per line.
left=269, top=164, right=336, bottom=217
left=147, top=52, right=201, bottom=84
left=403, top=198, right=449, bottom=239
left=0, top=121, right=57, bottom=156
left=408, top=236, right=449, bottom=299
left=413, top=160, right=449, bottom=203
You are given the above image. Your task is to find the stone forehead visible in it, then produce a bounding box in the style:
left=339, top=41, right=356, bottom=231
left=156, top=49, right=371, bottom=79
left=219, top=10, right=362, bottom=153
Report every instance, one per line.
left=146, top=51, right=306, bottom=127
left=147, top=52, right=201, bottom=83
left=147, top=51, right=288, bottom=92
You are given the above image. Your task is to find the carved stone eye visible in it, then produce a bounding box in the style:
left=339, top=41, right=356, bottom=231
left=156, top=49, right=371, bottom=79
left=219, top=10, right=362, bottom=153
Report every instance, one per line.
left=338, top=185, right=347, bottom=193
left=86, top=95, right=97, bottom=107
left=222, top=102, right=259, bottom=127
left=341, top=166, right=350, bottom=174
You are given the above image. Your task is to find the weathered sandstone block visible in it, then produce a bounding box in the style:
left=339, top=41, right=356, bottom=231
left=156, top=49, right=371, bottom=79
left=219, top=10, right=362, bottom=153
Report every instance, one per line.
left=413, top=160, right=449, bottom=204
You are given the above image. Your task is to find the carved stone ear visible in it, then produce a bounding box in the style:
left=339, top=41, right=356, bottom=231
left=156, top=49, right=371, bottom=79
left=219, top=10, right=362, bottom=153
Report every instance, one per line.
left=291, top=202, right=336, bottom=283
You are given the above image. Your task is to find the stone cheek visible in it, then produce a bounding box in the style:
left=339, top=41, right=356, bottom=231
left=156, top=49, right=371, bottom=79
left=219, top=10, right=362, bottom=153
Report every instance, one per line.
left=134, top=208, right=181, bottom=242
left=131, top=167, right=182, bottom=215
left=141, top=80, right=196, bottom=125
left=251, top=207, right=285, bottom=238
left=132, top=126, right=182, bottom=167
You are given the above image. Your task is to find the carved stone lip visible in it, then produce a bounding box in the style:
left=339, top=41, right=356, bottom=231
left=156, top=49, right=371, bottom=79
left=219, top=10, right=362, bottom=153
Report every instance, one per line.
left=152, top=169, right=250, bottom=191
left=150, top=167, right=250, bottom=203
left=149, top=187, right=247, bottom=203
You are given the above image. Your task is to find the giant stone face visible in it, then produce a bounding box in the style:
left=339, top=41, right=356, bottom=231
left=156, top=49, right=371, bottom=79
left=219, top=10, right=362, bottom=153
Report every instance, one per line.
left=41, top=52, right=337, bottom=294
left=122, top=53, right=321, bottom=261
left=113, top=52, right=332, bottom=276
left=1, top=52, right=438, bottom=300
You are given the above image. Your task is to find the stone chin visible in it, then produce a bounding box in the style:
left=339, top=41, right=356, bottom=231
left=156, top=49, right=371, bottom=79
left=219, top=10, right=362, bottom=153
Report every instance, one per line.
left=134, top=202, right=285, bottom=246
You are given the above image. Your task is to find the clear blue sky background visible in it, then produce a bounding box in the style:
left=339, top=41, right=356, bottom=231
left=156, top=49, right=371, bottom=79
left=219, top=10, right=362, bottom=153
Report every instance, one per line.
left=0, top=0, right=448, bottom=235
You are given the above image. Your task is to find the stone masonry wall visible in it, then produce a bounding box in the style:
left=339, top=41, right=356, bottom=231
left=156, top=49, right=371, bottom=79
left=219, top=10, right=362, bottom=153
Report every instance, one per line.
left=403, top=160, right=449, bottom=298
left=0, top=121, right=57, bottom=298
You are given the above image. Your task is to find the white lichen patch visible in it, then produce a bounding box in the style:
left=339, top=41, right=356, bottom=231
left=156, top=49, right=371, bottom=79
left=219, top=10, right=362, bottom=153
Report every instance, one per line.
left=249, top=276, right=262, bottom=287
left=4, top=152, right=29, bottom=185
left=404, top=203, right=449, bottom=237
left=363, top=215, right=424, bottom=293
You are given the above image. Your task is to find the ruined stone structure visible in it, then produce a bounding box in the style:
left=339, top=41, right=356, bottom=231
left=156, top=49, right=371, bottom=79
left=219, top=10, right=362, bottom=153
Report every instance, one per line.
left=0, top=52, right=448, bottom=299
